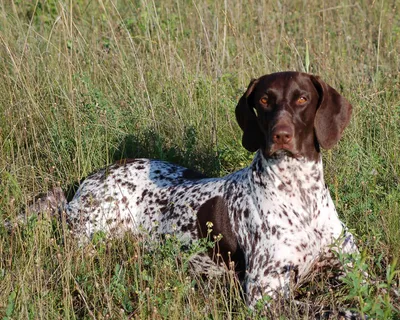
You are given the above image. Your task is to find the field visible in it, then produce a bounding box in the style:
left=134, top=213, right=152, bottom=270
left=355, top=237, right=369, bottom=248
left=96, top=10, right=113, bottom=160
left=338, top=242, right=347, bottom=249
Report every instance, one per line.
left=0, top=0, right=399, bottom=319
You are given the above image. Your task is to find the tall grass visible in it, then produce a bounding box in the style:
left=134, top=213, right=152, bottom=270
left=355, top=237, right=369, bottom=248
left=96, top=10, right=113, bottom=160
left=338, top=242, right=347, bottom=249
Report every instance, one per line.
left=0, top=0, right=399, bottom=318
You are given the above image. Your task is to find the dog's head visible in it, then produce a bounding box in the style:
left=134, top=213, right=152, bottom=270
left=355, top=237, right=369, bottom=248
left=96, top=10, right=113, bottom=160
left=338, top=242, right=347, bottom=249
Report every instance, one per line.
left=235, top=72, right=352, bottom=161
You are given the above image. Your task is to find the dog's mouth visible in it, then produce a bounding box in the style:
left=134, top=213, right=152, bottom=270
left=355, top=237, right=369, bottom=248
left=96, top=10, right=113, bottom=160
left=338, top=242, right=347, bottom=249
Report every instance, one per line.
left=267, top=145, right=300, bottom=159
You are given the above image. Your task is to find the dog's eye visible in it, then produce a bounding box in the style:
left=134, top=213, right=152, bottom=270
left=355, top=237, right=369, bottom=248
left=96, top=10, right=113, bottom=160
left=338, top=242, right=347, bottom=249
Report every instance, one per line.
left=260, top=97, right=268, bottom=105
left=296, top=96, right=307, bottom=105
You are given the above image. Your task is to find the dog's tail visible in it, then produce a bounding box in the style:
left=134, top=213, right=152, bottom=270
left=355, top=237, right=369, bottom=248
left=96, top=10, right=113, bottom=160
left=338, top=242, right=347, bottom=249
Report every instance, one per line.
left=27, top=186, right=68, bottom=216
left=4, top=187, right=68, bottom=229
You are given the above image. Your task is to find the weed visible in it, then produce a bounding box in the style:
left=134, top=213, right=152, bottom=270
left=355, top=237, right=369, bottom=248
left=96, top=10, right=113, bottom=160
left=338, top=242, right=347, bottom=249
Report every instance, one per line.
left=0, top=0, right=399, bottom=318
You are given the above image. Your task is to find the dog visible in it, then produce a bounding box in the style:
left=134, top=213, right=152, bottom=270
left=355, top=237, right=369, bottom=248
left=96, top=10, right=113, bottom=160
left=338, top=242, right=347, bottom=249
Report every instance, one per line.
left=17, top=72, right=358, bottom=310
left=62, top=71, right=358, bottom=307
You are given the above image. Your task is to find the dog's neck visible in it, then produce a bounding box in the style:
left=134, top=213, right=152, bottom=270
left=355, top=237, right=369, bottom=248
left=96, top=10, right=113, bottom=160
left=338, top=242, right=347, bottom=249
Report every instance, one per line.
left=248, top=150, right=329, bottom=214
left=251, top=150, right=324, bottom=184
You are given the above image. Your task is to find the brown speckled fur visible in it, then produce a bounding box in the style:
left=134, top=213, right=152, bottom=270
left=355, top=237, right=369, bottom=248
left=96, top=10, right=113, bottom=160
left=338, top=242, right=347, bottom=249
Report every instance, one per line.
left=66, top=72, right=358, bottom=307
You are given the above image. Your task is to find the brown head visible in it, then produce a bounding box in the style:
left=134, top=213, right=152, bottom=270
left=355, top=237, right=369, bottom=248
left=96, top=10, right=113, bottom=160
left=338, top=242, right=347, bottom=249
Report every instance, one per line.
left=235, top=72, right=352, bottom=161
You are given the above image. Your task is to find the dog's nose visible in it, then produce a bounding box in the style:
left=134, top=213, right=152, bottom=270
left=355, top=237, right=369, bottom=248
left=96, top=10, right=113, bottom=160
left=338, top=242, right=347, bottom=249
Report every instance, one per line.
left=272, top=125, right=293, bottom=145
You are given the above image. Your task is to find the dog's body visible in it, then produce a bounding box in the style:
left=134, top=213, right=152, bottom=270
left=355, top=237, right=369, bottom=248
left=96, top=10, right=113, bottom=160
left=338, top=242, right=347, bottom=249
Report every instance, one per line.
left=65, top=71, right=357, bottom=306
left=67, top=151, right=356, bottom=304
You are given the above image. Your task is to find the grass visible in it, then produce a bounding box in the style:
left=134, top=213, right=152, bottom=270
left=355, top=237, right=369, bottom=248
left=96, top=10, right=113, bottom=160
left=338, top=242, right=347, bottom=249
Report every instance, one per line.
left=0, top=0, right=399, bottom=318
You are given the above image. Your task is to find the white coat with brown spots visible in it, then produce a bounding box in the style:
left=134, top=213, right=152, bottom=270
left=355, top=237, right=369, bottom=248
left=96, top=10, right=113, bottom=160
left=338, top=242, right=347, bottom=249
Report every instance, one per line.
left=66, top=72, right=358, bottom=307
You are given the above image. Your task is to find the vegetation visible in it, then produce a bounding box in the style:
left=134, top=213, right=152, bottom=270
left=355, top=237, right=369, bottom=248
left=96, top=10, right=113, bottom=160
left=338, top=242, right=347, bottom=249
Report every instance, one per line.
left=0, top=0, right=399, bottom=318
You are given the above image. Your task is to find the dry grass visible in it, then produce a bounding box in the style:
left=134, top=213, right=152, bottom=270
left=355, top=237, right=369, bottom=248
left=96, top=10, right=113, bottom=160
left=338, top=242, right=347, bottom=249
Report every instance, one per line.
left=0, top=0, right=399, bottom=318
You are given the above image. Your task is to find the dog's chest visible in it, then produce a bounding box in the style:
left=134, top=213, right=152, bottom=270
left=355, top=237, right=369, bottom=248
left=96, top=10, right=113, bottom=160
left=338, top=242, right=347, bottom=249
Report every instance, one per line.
left=240, top=155, right=342, bottom=274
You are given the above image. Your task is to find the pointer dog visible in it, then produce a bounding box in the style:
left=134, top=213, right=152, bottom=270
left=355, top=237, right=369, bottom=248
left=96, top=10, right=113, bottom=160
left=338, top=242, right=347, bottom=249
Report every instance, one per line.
left=66, top=71, right=358, bottom=306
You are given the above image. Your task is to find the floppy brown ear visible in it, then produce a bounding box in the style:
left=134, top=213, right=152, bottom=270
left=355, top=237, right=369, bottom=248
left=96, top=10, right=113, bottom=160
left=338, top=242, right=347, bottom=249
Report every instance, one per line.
left=311, top=76, right=352, bottom=149
left=235, top=78, right=264, bottom=152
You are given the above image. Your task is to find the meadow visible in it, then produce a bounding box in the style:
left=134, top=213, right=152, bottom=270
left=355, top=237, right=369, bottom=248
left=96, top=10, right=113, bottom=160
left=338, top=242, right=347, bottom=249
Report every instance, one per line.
left=0, top=0, right=399, bottom=318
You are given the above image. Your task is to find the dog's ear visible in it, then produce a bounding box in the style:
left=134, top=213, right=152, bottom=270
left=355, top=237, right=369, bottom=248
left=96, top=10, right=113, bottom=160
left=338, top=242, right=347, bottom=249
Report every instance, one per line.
left=235, top=78, right=264, bottom=152
left=311, top=76, right=352, bottom=149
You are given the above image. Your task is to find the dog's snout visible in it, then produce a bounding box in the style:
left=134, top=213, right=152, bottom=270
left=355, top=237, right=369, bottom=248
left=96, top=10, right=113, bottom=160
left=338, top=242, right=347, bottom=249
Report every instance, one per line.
left=272, top=125, right=293, bottom=145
